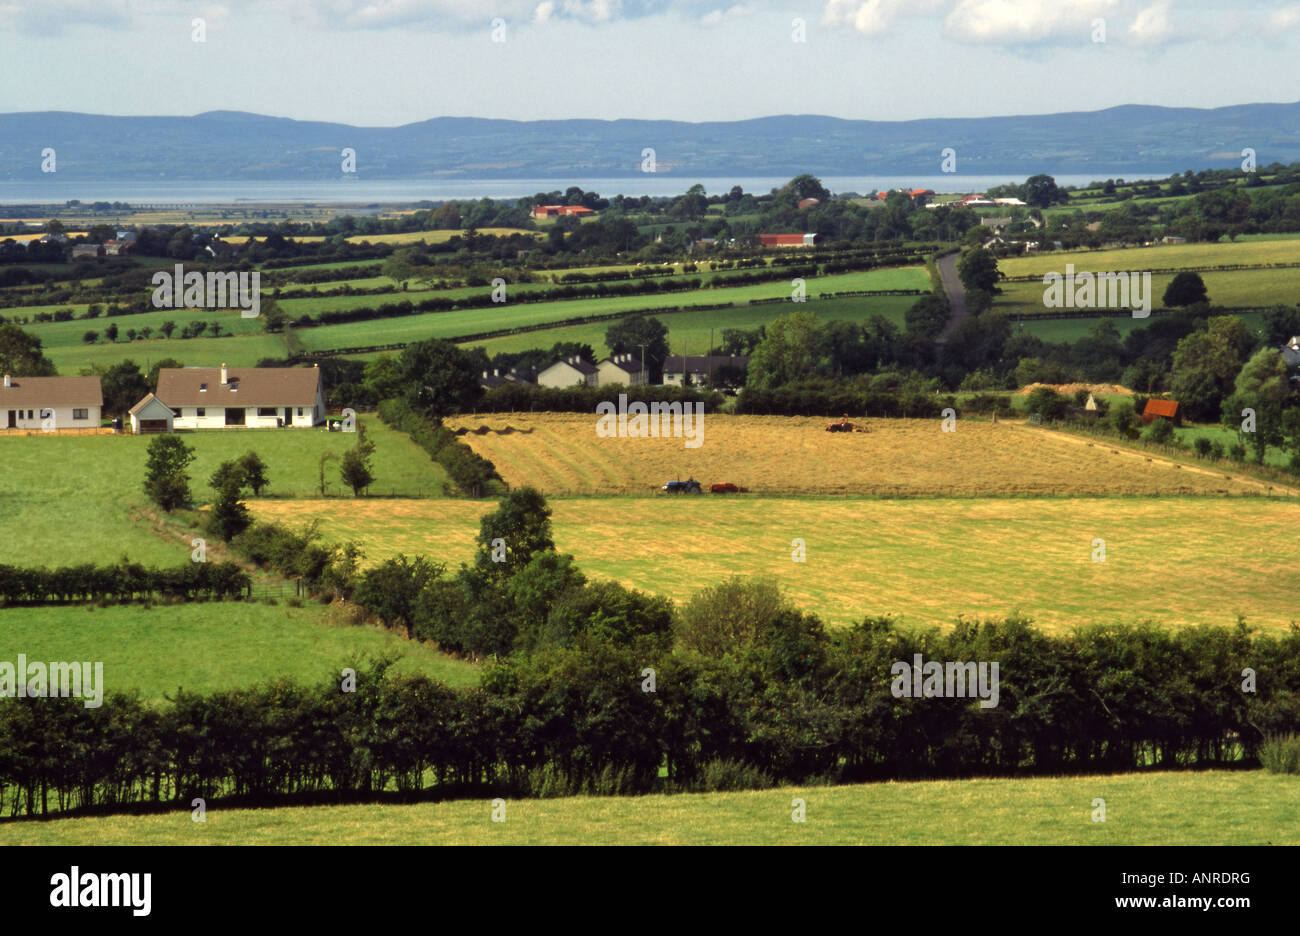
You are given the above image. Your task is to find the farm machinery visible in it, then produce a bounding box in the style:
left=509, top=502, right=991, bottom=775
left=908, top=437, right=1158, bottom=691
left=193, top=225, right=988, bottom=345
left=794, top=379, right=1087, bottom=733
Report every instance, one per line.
left=826, top=414, right=866, bottom=433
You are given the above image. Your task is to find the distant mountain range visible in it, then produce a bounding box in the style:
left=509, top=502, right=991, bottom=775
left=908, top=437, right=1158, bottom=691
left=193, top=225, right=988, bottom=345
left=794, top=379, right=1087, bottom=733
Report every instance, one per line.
left=1, top=102, right=1299, bottom=182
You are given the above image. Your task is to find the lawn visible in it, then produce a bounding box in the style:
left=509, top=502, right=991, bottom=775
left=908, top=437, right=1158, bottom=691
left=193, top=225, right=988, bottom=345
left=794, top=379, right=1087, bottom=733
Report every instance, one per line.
left=250, top=492, right=1300, bottom=631
left=0, top=602, right=479, bottom=704
left=0, top=416, right=447, bottom=567
left=0, top=769, right=1291, bottom=845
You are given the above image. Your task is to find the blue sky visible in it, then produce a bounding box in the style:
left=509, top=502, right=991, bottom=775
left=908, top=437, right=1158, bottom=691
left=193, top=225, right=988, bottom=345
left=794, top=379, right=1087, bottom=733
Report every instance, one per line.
left=0, top=0, right=1296, bottom=125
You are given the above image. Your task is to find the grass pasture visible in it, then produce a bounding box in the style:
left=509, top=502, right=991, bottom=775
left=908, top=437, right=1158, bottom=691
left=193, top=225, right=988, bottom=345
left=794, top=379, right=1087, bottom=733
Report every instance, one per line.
left=249, top=494, right=1300, bottom=631
left=442, top=413, right=1273, bottom=496
left=0, top=418, right=446, bottom=567
left=0, top=602, right=479, bottom=704
left=1, top=769, right=1291, bottom=845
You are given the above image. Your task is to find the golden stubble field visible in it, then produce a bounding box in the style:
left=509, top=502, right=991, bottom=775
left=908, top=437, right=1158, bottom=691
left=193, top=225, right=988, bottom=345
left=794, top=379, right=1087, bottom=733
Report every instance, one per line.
left=249, top=496, right=1300, bottom=631
left=442, top=413, right=1279, bottom=496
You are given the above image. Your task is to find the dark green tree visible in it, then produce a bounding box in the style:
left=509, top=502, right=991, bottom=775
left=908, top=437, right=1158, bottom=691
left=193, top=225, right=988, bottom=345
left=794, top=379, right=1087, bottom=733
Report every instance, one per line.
left=143, top=435, right=194, bottom=511
left=238, top=451, right=269, bottom=495
left=0, top=323, right=56, bottom=376
left=339, top=432, right=376, bottom=496
left=958, top=247, right=1001, bottom=293
left=1163, top=271, right=1209, bottom=308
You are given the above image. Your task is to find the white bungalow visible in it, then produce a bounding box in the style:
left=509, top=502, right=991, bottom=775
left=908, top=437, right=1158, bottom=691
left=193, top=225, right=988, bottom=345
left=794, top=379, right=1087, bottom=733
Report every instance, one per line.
left=0, top=374, right=102, bottom=430
left=154, top=363, right=325, bottom=429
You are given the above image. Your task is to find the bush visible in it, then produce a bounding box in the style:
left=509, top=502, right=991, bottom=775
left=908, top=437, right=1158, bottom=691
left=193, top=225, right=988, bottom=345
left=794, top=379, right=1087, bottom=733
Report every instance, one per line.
left=1260, top=733, right=1300, bottom=775
left=1024, top=387, right=1069, bottom=422
left=1229, top=443, right=1247, bottom=462
left=696, top=758, right=775, bottom=793
left=1144, top=417, right=1174, bottom=444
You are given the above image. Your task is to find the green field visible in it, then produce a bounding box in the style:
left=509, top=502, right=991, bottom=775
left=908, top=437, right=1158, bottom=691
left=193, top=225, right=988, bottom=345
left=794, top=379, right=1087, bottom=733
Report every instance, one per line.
left=251, top=494, right=1300, bottom=632
left=0, top=602, right=479, bottom=703
left=0, top=417, right=447, bottom=567
left=294, top=268, right=926, bottom=354
left=1, top=769, right=1291, bottom=845
left=45, top=332, right=290, bottom=373
left=454, top=292, right=917, bottom=359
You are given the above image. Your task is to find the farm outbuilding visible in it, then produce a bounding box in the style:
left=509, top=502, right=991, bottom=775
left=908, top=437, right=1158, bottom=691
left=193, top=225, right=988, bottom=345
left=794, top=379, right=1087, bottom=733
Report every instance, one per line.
left=128, top=393, right=176, bottom=434
left=1142, top=398, right=1180, bottom=424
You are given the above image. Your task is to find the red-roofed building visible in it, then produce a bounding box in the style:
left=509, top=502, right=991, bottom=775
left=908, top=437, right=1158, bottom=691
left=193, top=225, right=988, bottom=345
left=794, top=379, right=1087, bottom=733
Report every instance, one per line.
left=758, top=233, right=819, bottom=247
left=534, top=205, right=596, bottom=219
left=797, top=197, right=821, bottom=209
left=1142, top=398, right=1180, bottom=424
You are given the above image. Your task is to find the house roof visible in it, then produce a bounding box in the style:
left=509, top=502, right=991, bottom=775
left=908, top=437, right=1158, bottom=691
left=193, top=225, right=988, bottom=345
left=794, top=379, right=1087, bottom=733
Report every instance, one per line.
left=156, top=366, right=321, bottom=407
left=128, top=393, right=174, bottom=418
left=599, top=354, right=645, bottom=374
left=0, top=375, right=102, bottom=407
left=664, top=355, right=750, bottom=373
left=540, top=357, right=597, bottom=376
left=1143, top=398, right=1179, bottom=419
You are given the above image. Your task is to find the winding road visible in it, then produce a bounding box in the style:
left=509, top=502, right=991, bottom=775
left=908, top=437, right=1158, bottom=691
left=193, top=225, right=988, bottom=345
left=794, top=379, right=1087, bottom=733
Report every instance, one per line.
left=935, top=251, right=967, bottom=343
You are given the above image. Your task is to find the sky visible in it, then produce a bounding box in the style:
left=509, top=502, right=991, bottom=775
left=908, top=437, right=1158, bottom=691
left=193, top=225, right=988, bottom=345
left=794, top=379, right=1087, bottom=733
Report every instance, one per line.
left=0, top=0, right=1296, bottom=125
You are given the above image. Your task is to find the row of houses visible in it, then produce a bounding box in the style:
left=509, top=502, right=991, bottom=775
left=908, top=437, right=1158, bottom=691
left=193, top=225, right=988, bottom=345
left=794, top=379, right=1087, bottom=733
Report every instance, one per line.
left=483, top=354, right=750, bottom=390
left=1, top=364, right=325, bottom=434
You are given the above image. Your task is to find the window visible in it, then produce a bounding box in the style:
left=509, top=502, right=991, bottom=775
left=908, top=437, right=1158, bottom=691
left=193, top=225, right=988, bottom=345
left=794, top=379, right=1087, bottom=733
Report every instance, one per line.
left=72, top=409, right=88, bottom=420
left=224, top=407, right=245, bottom=426
left=297, top=408, right=304, bottom=417
left=257, top=407, right=277, bottom=417
left=195, top=407, right=205, bottom=417
left=26, top=410, right=33, bottom=419
left=199, top=383, right=207, bottom=392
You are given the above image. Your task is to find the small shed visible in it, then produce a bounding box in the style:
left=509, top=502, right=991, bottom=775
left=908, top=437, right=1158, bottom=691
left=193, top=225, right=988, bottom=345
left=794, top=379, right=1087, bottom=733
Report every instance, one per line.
left=1142, top=398, right=1179, bottom=425
left=1084, top=393, right=1098, bottom=411
left=129, top=393, right=175, bottom=434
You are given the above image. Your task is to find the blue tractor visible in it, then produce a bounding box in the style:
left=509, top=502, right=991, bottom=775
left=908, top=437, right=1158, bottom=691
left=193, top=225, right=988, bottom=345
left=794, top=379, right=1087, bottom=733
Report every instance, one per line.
left=662, top=478, right=702, bottom=494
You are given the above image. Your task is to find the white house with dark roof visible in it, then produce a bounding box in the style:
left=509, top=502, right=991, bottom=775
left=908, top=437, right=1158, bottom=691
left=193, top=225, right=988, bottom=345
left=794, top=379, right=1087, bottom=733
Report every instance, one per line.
left=152, top=363, right=325, bottom=429
left=537, top=356, right=598, bottom=389
left=0, top=374, right=102, bottom=430
left=596, top=353, right=648, bottom=387
left=662, top=355, right=750, bottom=388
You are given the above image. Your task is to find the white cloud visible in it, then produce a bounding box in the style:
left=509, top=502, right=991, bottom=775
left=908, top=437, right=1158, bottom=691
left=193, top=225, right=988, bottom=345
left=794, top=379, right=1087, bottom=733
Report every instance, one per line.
left=1127, top=0, right=1172, bottom=43
left=700, top=4, right=752, bottom=27
left=533, top=1, right=556, bottom=22
left=1269, top=4, right=1300, bottom=29
left=943, top=0, right=1118, bottom=44
left=822, top=0, right=945, bottom=36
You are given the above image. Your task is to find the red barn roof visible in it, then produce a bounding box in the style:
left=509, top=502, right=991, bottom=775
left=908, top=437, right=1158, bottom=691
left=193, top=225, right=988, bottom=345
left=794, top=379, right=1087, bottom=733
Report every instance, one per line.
left=1142, top=398, right=1179, bottom=420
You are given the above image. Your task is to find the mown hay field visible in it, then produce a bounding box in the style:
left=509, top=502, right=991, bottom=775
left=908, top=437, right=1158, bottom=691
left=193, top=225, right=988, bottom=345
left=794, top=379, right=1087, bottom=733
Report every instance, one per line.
left=442, top=413, right=1280, bottom=496
left=249, top=496, right=1300, bottom=631
left=2, top=769, right=1292, bottom=845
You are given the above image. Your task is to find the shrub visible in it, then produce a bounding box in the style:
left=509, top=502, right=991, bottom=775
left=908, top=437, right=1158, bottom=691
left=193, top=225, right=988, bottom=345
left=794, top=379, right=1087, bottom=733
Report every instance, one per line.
left=1210, top=440, right=1226, bottom=461
left=697, top=758, right=775, bottom=792
left=1144, top=417, right=1174, bottom=444
left=1193, top=437, right=1213, bottom=458
left=1229, top=443, right=1247, bottom=462
left=1260, top=734, right=1300, bottom=775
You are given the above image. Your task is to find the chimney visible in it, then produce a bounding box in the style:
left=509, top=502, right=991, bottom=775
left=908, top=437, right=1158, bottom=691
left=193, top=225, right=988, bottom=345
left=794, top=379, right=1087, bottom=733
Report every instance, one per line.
left=2, top=374, right=9, bottom=389
left=220, top=363, right=228, bottom=385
